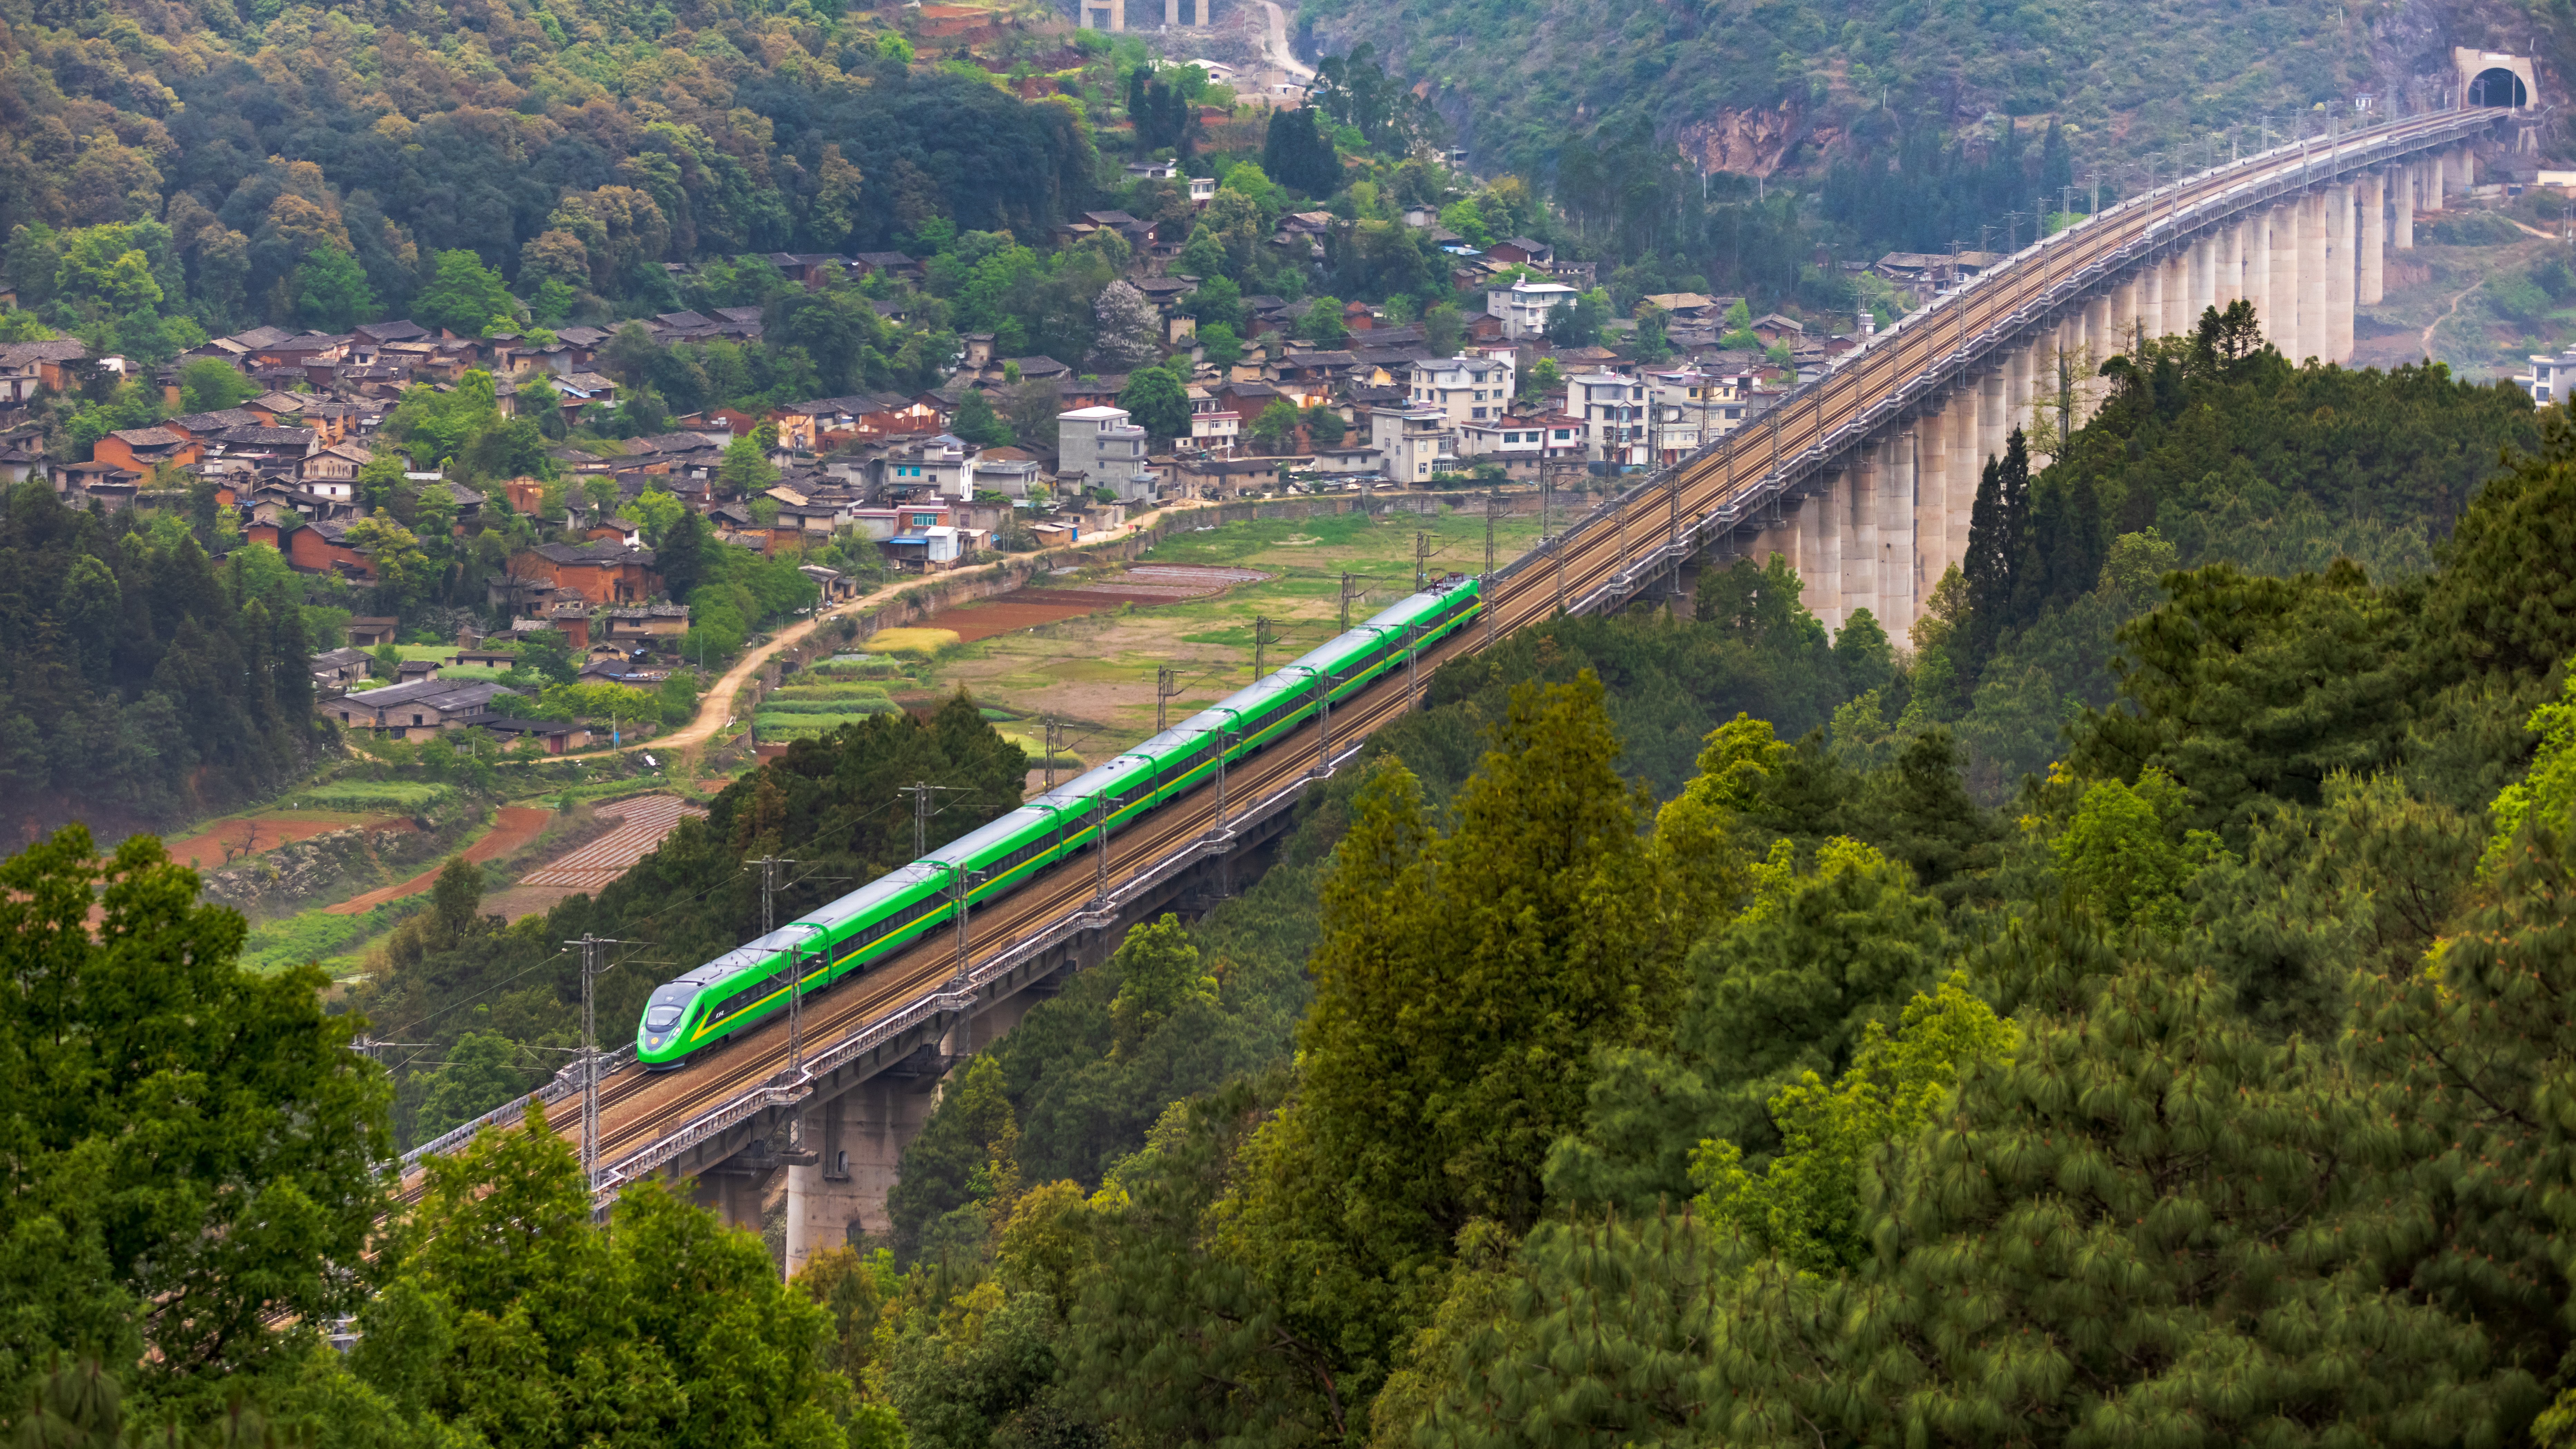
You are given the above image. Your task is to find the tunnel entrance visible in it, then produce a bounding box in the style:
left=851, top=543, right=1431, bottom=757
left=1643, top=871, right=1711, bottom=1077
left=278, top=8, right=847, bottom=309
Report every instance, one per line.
left=2471, top=67, right=2530, bottom=108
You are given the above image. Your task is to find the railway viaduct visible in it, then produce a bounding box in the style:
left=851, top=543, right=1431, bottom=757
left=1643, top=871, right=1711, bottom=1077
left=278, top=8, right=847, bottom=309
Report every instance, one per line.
left=400, top=89, right=2538, bottom=1275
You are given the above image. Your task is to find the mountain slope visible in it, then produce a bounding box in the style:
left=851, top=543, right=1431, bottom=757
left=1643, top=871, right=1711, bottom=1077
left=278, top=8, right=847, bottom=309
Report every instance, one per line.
left=1297, top=0, right=2571, bottom=183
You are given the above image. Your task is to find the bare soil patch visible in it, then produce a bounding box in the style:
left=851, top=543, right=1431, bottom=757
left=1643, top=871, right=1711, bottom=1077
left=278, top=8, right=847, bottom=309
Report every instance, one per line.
left=161, top=812, right=406, bottom=872
left=327, top=807, right=552, bottom=914
left=941, top=597, right=1103, bottom=641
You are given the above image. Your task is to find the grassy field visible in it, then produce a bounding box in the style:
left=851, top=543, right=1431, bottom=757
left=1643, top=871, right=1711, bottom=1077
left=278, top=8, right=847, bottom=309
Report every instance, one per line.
left=2352, top=201, right=2562, bottom=380
left=925, top=506, right=1546, bottom=756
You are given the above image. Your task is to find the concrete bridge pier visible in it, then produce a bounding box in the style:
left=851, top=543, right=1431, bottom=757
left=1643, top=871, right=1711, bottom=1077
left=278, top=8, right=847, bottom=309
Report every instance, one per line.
left=2327, top=182, right=2356, bottom=362
left=782, top=1064, right=940, bottom=1273
left=2393, top=165, right=2415, bottom=250
left=2360, top=173, right=2387, bottom=304
left=1914, top=397, right=1954, bottom=586
left=2221, top=220, right=2247, bottom=311
left=2268, top=199, right=2301, bottom=356
left=1840, top=444, right=1882, bottom=628
left=2245, top=210, right=2273, bottom=342
left=2424, top=154, right=2446, bottom=213
left=694, top=1167, right=770, bottom=1232
left=2318, top=190, right=2339, bottom=363
left=1799, top=468, right=1844, bottom=632
left=1885, top=426, right=1918, bottom=630
left=2080, top=294, right=2112, bottom=419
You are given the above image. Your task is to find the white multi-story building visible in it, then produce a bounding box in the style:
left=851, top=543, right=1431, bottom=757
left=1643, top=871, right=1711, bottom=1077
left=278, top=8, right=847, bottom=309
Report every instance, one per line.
left=1640, top=367, right=1759, bottom=460
left=1565, top=373, right=1649, bottom=468
left=2519, top=346, right=2576, bottom=406
left=1370, top=405, right=1454, bottom=483
left=1408, top=354, right=1516, bottom=426
left=1058, top=406, right=1158, bottom=501
left=1454, top=412, right=1586, bottom=472
left=1485, top=279, right=1580, bottom=340
left=880, top=432, right=978, bottom=499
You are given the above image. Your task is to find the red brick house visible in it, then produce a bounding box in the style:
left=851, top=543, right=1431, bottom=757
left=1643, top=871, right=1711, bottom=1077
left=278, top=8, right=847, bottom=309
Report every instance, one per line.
left=245, top=518, right=379, bottom=580
left=511, top=540, right=662, bottom=604
left=94, top=427, right=202, bottom=473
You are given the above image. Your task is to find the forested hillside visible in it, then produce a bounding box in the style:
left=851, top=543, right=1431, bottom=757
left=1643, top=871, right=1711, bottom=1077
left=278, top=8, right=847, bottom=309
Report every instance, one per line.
left=840, top=335, right=2576, bottom=1448
left=1301, top=0, right=2569, bottom=188
left=0, top=480, right=326, bottom=833
left=0, top=0, right=1091, bottom=339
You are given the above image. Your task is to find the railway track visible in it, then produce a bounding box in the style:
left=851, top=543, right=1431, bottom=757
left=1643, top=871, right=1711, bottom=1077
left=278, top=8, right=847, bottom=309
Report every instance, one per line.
left=399, top=106, right=2501, bottom=1202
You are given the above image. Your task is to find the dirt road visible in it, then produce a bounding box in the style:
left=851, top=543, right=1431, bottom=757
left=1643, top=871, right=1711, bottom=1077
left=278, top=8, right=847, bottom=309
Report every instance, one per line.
left=1260, top=0, right=1313, bottom=81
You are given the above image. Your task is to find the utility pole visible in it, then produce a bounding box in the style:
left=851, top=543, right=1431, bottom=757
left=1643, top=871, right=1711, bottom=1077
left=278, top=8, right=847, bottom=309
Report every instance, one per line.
left=565, top=934, right=633, bottom=1192
left=1413, top=530, right=1430, bottom=592
left=750, top=855, right=797, bottom=939
left=1338, top=571, right=1357, bottom=631
left=1155, top=665, right=1181, bottom=732
left=893, top=783, right=968, bottom=858
left=1208, top=722, right=1231, bottom=841
left=947, top=863, right=987, bottom=983
left=784, top=924, right=826, bottom=1075
left=1089, top=794, right=1112, bottom=907
left=1483, top=491, right=1500, bottom=645
left=1310, top=667, right=1332, bottom=777
left=1252, top=614, right=1277, bottom=678
left=1041, top=714, right=1062, bottom=790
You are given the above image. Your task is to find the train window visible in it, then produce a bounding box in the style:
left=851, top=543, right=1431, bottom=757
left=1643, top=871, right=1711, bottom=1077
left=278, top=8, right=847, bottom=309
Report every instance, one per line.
left=645, top=1003, right=684, bottom=1030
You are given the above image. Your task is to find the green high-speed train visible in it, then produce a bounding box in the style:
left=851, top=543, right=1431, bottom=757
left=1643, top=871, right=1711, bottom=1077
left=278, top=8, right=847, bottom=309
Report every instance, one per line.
left=634, top=573, right=1484, bottom=1068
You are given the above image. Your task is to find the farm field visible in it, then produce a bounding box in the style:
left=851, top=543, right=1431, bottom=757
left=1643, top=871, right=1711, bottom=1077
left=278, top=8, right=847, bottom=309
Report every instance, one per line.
left=923, top=507, right=1548, bottom=757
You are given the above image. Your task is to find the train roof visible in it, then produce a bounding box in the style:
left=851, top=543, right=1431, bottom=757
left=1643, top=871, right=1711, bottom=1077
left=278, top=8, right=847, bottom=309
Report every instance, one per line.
left=1290, top=626, right=1390, bottom=673
left=1027, top=751, right=1157, bottom=813
left=678, top=924, right=823, bottom=985
left=922, top=803, right=1060, bottom=867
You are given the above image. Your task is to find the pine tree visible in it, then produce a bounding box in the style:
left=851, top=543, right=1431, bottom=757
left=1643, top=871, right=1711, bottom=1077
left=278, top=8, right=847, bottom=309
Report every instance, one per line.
left=1961, top=427, right=2029, bottom=666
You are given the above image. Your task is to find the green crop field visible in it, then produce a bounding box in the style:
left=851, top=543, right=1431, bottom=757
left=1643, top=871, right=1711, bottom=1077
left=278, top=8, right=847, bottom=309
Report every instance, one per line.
left=928, top=505, right=1551, bottom=753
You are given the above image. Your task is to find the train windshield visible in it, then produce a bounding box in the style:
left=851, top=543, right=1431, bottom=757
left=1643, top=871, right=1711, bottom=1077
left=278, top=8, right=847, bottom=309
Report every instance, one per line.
left=644, top=1002, right=686, bottom=1030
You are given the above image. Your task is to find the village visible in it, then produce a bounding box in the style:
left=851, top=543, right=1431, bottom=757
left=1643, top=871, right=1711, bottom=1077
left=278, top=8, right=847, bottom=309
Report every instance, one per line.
left=0, top=143, right=1987, bottom=768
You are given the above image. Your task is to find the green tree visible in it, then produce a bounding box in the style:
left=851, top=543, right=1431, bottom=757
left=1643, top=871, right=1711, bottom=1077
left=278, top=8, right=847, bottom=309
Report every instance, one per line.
left=411, top=250, right=514, bottom=337
left=1423, top=302, right=1463, bottom=357
left=1105, top=915, right=1216, bottom=1058
left=951, top=388, right=1016, bottom=450
left=1688, top=971, right=2011, bottom=1275
left=1247, top=397, right=1302, bottom=453
left=1302, top=404, right=1347, bottom=448
left=292, top=246, right=376, bottom=331
left=1114, top=366, right=1189, bottom=441
left=1297, top=295, right=1349, bottom=345
left=178, top=358, right=258, bottom=415
left=1195, top=322, right=1244, bottom=369
left=1546, top=834, right=1950, bottom=1214
left=2071, top=560, right=2413, bottom=846
left=886, top=1056, right=1018, bottom=1257
left=720, top=435, right=779, bottom=496
left=625, top=487, right=686, bottom=546
left=344, top=515, right=431, bottom=615
left=1279, top=673, right=1689, bottom=1284
left=413, top=1031, right=529, bottom=1140
left=0, top=826, right=389, bottom=1402
left=369, top=1101, right=849, bottom=1448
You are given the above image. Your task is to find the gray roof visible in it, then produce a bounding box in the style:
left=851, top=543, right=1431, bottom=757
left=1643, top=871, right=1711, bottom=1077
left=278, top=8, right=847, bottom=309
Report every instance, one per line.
left=341, top=679, right=520, bottom=710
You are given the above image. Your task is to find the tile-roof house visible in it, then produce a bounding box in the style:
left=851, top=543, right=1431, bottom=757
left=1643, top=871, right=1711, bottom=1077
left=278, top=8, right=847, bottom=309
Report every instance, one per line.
left=512, top=539, right=662, bottom=604
left=0, top=338, right=91, bottom=403
left=95, top=427, right=200, bottom=472
left=321, top=679, right=523, bottom=738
